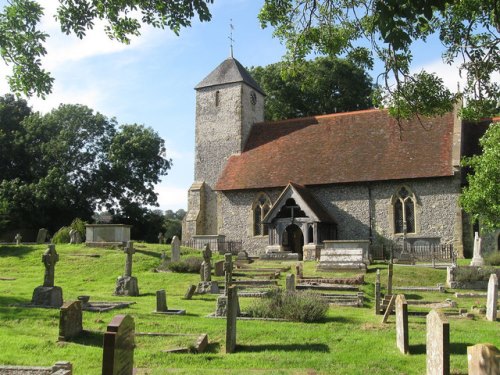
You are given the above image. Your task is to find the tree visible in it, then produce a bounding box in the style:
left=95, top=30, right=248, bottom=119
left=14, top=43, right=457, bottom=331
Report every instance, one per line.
left=0, top=97, right=171, bottom=232
left=259, top=0, right=499, bottom=120
left=0, top=0, right=214, bottom=97
left=460, top=122, right=500, bottom=231
left=249, top=57, right=373, bottom=120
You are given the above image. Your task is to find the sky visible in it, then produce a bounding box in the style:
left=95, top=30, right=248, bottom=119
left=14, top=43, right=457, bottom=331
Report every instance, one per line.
left=0, top=0, right=471, bottom=212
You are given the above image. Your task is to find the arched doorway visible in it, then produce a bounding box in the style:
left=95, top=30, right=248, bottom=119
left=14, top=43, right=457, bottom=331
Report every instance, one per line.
left=285, top=224, right=304, bottom=260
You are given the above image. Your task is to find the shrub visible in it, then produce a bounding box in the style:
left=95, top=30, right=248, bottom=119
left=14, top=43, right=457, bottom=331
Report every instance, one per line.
left=52, top=226, right=70, bottom=244
left=454, top=266, right=499, bottom=282
left=247, top=289, right=328, bottom=322
left=167, top=257, right=202, bottom=273
left=484, top=251, right=500, bottom=266
left=70, top=218, right=87, bottom=239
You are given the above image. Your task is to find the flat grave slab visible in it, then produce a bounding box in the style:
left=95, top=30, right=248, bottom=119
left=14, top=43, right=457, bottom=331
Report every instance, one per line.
left=83, top=301, right=136, bottom=312
left=296, top=283, right=359, bottom=292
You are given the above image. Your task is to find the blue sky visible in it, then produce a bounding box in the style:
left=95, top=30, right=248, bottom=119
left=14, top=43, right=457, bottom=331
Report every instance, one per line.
left=0, top=0, right=470, bottom=211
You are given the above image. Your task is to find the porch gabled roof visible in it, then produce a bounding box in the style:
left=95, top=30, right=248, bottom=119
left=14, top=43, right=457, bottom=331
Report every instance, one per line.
left=262, top=182, right=336, bottom=224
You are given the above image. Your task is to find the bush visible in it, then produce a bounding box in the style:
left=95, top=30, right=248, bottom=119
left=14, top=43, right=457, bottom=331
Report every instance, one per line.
left=484, top=251, right=500, bottom=266
left=454, top=266, right=498, bottom=282
left=167, top=257, right=202, bottom=273
left=52, top=226, right=70, bottom=244
left=70, top=218, right=87, bottom=240
left=247, top=289, right=328, bottom=323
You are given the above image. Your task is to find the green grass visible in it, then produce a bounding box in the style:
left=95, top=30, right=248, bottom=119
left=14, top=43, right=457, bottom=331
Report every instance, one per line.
left=0, top=243, right=498, bottom=374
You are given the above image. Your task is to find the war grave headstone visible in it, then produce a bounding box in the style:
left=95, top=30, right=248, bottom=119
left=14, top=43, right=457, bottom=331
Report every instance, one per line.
left=153, top=289, right=185, bottom=315
left=486, top=273, right=498, bottom=322
left=375, top=269, right=381, bottom=315
left=426, top=309, right=450, bottom=375
left=14, top=233, right=22, bottom=245
left=467, top=343, right=500, bottom=375
left=226, top=286, right=238, bottom=353
left=395, top=294, right=409, bottom=354
left=286, top=274, right=296, bottom=292
left=184, top=285, right=197, bottom=300
left=102, top=314, right=135, bottom=375
left=171, top=235, right=181, bottom=262
left=59, top=301, right=83, bottom=341
left=36, top=228, right=48, bottom=244
left=196, top=244, right=219, bottom=294
left=114, top=241, right=139, bottom=296
left=470, top=232, right=484, bottom=267
left=31, top=244, right=63, bottom=307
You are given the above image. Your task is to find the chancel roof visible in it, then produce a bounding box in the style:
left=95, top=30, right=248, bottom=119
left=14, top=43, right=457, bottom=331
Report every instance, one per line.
left=215, top=109, right=456, bottom=191
left=195, top=57, right=265, bottom=95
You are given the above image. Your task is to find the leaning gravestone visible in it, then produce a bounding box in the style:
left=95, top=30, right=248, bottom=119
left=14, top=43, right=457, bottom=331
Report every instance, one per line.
left=36, top=228, right=48, bottom=244
left=171, top=235, right=181, bottom=262
left=59, top=300, right=83, bottom=341
left=395, top=294, right=409, bottom=354
left=426, top=309, right=450, bottom=375
left=467, top=343, right=500, bottom=375
left=102, top=314, right=135, bottom=375
left=486, top=273, right=498, bottom=322
left=184, top=285, right=196, bottom=300
left=114, top=241, right=139, bottom=296
left=226, top=286, right=238, bottom=353
left=31, top=244, right=63, bottom=307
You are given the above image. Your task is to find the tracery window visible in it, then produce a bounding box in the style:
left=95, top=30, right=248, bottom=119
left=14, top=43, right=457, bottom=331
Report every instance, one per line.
left=393, top=186, right=416, bottom=234
left=253, top=193, right=271, bottom=236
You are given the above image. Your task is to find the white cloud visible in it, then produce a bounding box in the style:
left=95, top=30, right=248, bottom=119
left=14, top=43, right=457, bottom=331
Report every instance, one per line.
left=153, top=183, right=188, bottom=211
left=411, top=59, right=465, bottom=93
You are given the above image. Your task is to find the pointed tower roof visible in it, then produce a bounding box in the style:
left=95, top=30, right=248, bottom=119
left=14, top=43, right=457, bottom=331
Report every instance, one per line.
left=195, top=57, right=265, bottom=95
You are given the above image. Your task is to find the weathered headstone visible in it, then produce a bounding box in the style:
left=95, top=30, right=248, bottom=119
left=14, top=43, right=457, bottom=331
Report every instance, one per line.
left=224, top=253, right=233, bottom=296
left=375, top=269, right=381, bottom=315
left=102, top=314, right=135, bottom=375
left=470, top=232, right=484, bottom=267
left=236, top=250, right=252, bottom=263
left=14, top=233, right=22, bottom=245
left=395, top=294, right=409, bottom=354
left=171, top=235, right=181, bottom=262
left=295, top=263, right=303, bottom=279
left=215, top=295, right=228, bottom=317
left=184, top=285, right=196, bottom=300
left=387, top=262, right=393, bottom=296
left=158, top=232, right=165, bottom=244
left=156, top=289, right=167, bottom=312
left=200, top=244, right=212, bottom=282
left=426, top=309, right=450, bottom=375
left=486, top=273, right=498, bottom=322
left=226, top=286, right=238, bottom=353
left=467, top=343, right=500, bottom=375
left=36, top=228, right=48, bottom=243
left=114, top=241, right=139, bottom=296
left=286, top=273, right=296, bottom=292
left=214, top=260, right=224, bottom=276
left=59, top=300, right=83, bottom=341
left=31, top=244, right=63, bottom=307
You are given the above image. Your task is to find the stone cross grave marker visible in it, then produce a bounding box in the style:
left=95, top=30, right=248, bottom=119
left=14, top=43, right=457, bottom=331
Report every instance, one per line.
left=286, top=273, right=296, bottom=292
left=226, top=286, right=238, bottom=354
left=201, top=244, right=212, bottom=282
left=114, top=241, right=139, bottom=296
left=375, top=269, right=381, bottom=315
left=224, top=253, right=233, bottom=296
left=395, top=294, right=409, bottom=354
left=14, top=233, right=22, bottom=245
left=124, top=241, right=135, bottom=277
left=470, top=232, right=484, bottom=267
left=102, top=314, right=135, bottom=375
left=387, top=262, right=393, bottom=296
left=426, top=309, right=450, bottom=375
left=171, top=235, right=181, bottom=262
left=31, top=244, right=63, bottom=307
left=486, top=273, right=498, bottom=322
left=43, top=244, right=59, bottom=287
left=156, top=289, right=168, bottom=312
left=467, top=343, right=500, bottom=375
left=59, top=300, right=83, bottom=341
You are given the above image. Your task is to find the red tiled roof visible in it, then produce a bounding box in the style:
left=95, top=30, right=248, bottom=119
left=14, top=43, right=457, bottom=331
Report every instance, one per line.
left=215, top=109, right=455, bottom=191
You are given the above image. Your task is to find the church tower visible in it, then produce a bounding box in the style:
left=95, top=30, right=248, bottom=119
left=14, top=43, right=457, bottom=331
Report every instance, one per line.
left=183, top=57, right=265, bottom=240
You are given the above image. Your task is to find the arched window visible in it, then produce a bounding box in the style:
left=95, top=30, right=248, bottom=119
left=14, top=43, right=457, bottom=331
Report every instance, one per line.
left=253, top=193, right=271, bottom=236
left=393, top=186, right=416, bottom=234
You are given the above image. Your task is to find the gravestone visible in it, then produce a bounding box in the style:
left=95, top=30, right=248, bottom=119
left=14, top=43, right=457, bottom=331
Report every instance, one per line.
left=486, top=273, right=498, bottom=322
left=184, top=285, right=196, bottom=300
left=214, top=260, right=224, bottom=276
left=154, top=289, right=185, bottom=315
left=226, top=286, right=238, bottom=353
left=236, top=250, right=252, bottom=263
left=426, top=309, right=450, bottom=375
left=114, top=241, right=139, bottom=296
left=295, top=263, right=303, bottom=279
left=200, top=244, right=212, bottom=282
left=59, top=301, right=83, bottom=341
left=69, top=229, right=82, bottom=244
left=158, top=232, right=165, bottom=244
left=36, top=228, right=48, bottom=243
left=375, top=269, right=381, bottom=315
left=224, top=253, right=233, bottom=296
left=171, top=235, right=181, bottom=262
left=215, top=295, right=228, bottom=317
left=470, top=232, right=484, bottom=267
left=467, top=343, right=500, bottom=375
left=102, top=314, right=135, bottom=375
left=31, top=244, right=63, bottom=307
left=14, top=233, right=22, bottom=245
left=387, top=262, right=393, bottom=296
left=286, top=273, right=296, bottom=292
left=395, top=294, right=409, bottom=354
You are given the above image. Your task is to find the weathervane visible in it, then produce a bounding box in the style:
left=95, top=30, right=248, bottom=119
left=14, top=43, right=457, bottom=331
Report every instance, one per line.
left=229, top=19, right=235, bottom=58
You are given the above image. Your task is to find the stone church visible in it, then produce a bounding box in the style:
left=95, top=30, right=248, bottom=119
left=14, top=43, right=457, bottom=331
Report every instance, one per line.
left=182, top=56, right=490, bottom=258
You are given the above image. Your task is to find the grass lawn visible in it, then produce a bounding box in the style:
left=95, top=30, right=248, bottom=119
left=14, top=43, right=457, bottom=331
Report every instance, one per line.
left=0, top=243, right=498, bottom=374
